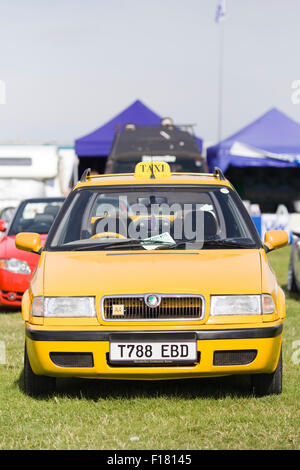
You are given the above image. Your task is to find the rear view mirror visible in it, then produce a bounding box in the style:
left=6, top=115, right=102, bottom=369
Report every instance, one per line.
left=264, top=230, right=289, bottom=252
left=292, top=230, right=300, bottom=238
left=15, top=232, right=43, bottom=254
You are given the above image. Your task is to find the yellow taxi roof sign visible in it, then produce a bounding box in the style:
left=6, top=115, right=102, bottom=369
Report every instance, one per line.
left=134, top=161, right=172, bottom=178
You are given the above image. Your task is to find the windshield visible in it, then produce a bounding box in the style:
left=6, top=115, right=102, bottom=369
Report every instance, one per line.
left=9, top=199, right=64, bottom=236
left=47, top=186, right=260, bottom=251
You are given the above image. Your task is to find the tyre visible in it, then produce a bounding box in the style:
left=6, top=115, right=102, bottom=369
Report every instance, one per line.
left=252, top=348, right=282, bottom=397
left=24, top=344, right=56, bottom=397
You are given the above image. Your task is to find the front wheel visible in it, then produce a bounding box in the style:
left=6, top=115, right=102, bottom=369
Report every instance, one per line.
left=252, top=348, right=282, bottom=396
left=24, top=344, right=56, bottom=397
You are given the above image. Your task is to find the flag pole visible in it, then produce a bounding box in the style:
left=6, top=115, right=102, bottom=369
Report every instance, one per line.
left=215, top=0, right=226, bottom=143
left=217, top=20, right=224, bottom=143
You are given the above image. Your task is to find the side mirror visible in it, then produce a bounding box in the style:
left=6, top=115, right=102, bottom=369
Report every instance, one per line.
left=264, top=230, right=289, bottom=252
left=292, top=230, right=300, bottom=238
left=0, top=220, right=6, bottom=232
left=15, top=232, right=43, bottom=254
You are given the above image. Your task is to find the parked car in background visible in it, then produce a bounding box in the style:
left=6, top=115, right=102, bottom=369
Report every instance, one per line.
left=105, top=120, right=207, bottom=174
left=0, top=207, right=16, bottom=241
left=0, top=197, right=64, bottom=308
left=0, top=206, right=16, bottom=224
left=287, top=230, right=300, bottom=293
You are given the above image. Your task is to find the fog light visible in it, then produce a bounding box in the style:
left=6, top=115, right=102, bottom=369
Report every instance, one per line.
left=7, top=292, right=17, bottom=301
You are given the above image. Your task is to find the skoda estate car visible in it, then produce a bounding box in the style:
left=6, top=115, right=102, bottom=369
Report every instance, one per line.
left=16, top=162, right=288, bottom=397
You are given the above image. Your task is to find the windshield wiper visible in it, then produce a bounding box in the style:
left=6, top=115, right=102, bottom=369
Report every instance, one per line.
left=68, top=238, right=255, bottom=251
left=167, top=239, right=256, bottom=249
left=70, top=239, right=176, bottom=251
left=202, top=239, right=255, bottom=248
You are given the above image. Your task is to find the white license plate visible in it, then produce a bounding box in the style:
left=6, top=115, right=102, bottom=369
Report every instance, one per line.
left=109, top=341, right=197, bottom=363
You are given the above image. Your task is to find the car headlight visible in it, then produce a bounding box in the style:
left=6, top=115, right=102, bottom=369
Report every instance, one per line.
left=31, top=296, right=96, bottom=317
left=210, top=294, right=274, bottom=316
left=0, top=258, right=31, bottom=274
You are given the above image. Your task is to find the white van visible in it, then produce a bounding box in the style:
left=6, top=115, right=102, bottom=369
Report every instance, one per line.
left=0, top=144, right=78, bottom=222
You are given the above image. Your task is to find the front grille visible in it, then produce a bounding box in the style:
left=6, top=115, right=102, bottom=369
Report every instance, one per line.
left=213, top=350, right=257, bottom=366
left=50, top=352, right=94, bottom=368
left=102, top=295, right=204, bottom=321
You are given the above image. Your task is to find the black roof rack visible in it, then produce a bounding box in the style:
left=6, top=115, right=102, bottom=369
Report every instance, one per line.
left=80, top=168, right=91, bottom=182
left=214, top=167, right=226, bottom=180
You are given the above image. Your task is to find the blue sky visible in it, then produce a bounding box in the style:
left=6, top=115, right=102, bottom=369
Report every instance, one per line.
left=0, top=0, right=299, bottom=145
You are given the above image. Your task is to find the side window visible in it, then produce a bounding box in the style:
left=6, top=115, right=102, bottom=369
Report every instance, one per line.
left=214, top=190, right=252, bottom=239
left=51, top=192, right=88, bottom=245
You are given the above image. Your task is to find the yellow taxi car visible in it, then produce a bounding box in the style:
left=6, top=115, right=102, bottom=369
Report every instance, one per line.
left=16, top=162, right=288, bottom=397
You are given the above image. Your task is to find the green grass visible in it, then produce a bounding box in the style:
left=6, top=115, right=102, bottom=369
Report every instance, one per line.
left=0, top=246, right=299, bottom=450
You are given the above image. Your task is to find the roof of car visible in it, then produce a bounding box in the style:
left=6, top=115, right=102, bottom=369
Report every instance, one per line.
left=74, top=169, right=233, bottom=190
left=16, top=197, right=65, bottom=205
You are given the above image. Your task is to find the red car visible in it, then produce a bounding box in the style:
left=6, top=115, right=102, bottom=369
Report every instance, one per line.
left=0, top=197, right=64, bottom=308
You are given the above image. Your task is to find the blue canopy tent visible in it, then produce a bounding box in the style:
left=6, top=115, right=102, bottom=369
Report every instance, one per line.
left=76, top=100, right=161, bottom=157
left=207, top=107, right=300, bottom=172
left=75, top=99, right=203, bottom=175
left=207, top=108, right=300, bottom=214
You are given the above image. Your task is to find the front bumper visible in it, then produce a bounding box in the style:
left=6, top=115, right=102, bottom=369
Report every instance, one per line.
left=25, top=323, right=283, bottom=380
left=0, top=269, right=30, bottom=307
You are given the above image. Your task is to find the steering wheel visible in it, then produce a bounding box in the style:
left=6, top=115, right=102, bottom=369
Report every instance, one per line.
left=90, top=232, right=126, bottom=239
